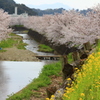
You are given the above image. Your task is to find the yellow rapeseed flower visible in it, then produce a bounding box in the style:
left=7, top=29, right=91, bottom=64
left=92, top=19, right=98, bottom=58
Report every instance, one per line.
left=46, top=98, right=50, bottom=100
left=79, top=98, right=83, bottom=100
left=80, top=93, right=85, bottom=96
left=67, top=78, right=71, bottom=80
left=97, top=52, right=100, bottom=55
left=51, top=95, right=55, bottom=98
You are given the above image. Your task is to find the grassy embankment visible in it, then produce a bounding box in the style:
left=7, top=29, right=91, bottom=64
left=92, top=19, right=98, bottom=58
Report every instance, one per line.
left=0, top=33, right=27, bottom=52
left=48, top=42, right=100, bottom=100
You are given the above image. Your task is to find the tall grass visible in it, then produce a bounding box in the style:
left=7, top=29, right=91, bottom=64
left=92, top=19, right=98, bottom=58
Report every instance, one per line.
left=6, top=61, right=62, bottom=100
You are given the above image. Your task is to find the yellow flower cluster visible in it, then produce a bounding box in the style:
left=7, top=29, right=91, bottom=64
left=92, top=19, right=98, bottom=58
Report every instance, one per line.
left=45, top=95, right=55, bottom=100
left=46, top=47, right=100, bottom=100
left=62, top=51, right=100, bottom=100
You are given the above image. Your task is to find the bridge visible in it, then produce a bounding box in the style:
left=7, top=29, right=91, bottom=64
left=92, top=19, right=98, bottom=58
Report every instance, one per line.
left=35, top=55, right=61, bottom=60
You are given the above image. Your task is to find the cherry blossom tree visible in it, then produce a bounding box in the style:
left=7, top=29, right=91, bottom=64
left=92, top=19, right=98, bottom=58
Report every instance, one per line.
left=10, top=5, right=100, bottom=53
left=0, top=9, right=12, bottom=41
left=10, top=15, right=28, bottom=26
left=22, top=11, right=94, bottom=49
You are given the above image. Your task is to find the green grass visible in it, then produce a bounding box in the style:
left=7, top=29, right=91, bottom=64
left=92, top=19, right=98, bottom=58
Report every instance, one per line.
left=0, top=38, right=16, bottom=48
left=67, top=53, right=73, bottom=63
left=0, top=33, right=27, bottom=51
left=6, top=61, right=62, bottom=100
left=38, top=44, right=54, bottom=53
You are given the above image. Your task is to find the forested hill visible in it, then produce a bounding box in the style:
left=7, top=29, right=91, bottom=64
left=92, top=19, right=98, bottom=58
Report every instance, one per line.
left=0, top=0, right=37, bottom=15
left=32, top=8, right=66, bottom=16
left=33, top=8, right=92, bottom=16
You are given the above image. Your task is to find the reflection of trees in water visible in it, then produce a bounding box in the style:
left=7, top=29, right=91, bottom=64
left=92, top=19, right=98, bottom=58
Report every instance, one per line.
left=0, top=61, right=9, bottom=100
left=0, top=62, right=7, bottom=84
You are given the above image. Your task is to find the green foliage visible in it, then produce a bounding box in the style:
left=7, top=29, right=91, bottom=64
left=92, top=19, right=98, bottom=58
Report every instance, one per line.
left=38, top=44, right=54, bottom=53
left=0, top=38, right=15, bottom=48
left=33, top=8, right=65, bottom=16
left=14, top=25, right=24, bottom=27
left=68, top=53, right=73, bottom=63
left=17, top=41, right=27, bottom=49
left=9, top=33, right=18, bottom=36
left=0, top=33, right=27, bottom=50
left=7, top=61, right=62, bottom=100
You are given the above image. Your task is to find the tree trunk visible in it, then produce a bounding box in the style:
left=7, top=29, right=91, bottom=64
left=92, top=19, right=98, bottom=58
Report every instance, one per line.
left=62, top=55, right=74, bottom=80
left=72, top=51, right=80, bottom=61
left=83, top=42, right=91, bottom=51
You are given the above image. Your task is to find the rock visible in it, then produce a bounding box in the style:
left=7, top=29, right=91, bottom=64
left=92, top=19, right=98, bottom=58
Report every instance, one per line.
left=53, top=88, right=64, bottom=100
left=46, top=86, right=57, bottom=98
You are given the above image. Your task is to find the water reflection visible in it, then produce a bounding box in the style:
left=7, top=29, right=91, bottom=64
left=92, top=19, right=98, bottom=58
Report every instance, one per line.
left=0, top=61, right=45, bottom=100
left=0, top=62, right=9, bottom=100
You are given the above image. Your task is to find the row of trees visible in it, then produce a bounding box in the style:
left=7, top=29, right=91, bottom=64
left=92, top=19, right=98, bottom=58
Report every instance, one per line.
left=10, top=4, right=100, bottom=53
left=1, top=4, right=100, bottom=53
left=0, top=9, right=12, bottom=41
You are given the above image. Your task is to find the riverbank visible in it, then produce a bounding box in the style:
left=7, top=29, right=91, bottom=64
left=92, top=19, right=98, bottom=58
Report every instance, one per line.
left=0, top=33, right=39, bottom=61
left=0, top=46, right=39, bottom=61
left=7, top=61, right=63, bottom=100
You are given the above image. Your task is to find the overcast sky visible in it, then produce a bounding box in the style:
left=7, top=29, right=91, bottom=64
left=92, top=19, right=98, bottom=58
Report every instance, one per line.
left=14, top=0, right=100, bottom=10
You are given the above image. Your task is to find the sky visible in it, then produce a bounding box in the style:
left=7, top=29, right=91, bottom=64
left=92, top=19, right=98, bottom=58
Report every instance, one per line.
left=14, top=0, right=100, bottom=10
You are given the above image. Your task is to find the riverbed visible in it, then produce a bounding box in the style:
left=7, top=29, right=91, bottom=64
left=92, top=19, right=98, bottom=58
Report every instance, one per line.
left=0, top=33, right=55, bottom=100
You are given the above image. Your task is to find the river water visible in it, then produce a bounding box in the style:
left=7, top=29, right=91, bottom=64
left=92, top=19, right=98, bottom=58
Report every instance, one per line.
left=0, top=33, right=55, bottom=100
left=19, top=33, right=54, bottom=55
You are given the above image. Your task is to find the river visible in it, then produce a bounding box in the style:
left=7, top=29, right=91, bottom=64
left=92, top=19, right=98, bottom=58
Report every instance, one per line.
left=0, top=32, right=55, bottom=100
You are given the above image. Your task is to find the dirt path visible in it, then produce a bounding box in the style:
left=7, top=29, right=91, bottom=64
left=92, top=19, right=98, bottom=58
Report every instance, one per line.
left=0, top=47, right=39, bottom=61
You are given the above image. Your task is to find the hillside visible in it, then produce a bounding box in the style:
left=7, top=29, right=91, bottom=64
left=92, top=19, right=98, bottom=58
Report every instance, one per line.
left=33, top=8, right=92, bottom=16
left=33, top=8, right=66, bottom=16
left=0, top=0, right=37, bottom=15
